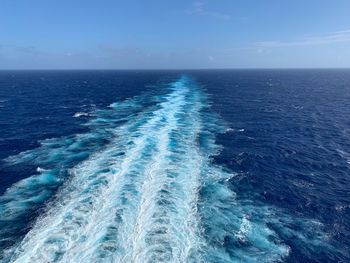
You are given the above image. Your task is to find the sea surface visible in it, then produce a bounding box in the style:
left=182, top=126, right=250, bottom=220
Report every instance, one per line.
left=0, top=70, right=349, bottom=262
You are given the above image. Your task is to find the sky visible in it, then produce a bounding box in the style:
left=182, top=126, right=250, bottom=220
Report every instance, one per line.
left=1, top=0, right=350, bottom=69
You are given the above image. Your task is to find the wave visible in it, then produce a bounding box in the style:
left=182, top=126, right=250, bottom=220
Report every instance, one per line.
left=1, top=76, right=332, bottom=262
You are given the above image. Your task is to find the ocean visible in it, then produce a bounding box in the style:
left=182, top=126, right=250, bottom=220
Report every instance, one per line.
left=0, top=70, right=349, bottom=262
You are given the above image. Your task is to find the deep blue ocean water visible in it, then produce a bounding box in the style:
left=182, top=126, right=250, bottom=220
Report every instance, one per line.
left=0, top=70, right=349, bottom=262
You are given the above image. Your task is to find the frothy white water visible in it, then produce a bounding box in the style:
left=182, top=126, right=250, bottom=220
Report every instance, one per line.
left=128, top=88, right=204, bottom=263
left=73, top=112, right=89, bottom=118
left=7, top=76, right=207, bottom=263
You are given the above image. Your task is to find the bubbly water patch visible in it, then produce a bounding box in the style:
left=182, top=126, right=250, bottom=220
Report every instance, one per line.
left=1, top=76, right=332, bottom=262
left=0, top=89, right=158, bottom=256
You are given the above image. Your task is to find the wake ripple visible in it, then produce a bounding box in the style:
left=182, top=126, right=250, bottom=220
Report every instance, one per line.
left=1, top=76, right=330, bottom=262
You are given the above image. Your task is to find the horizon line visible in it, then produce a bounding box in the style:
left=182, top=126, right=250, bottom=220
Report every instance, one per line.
left=1, top=67, right=350, bottom=71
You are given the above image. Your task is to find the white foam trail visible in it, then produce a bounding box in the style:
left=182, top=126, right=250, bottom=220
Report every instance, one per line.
left=8, top=76, right=206, bottom=263
left=128, top=85, right=204, bottom=262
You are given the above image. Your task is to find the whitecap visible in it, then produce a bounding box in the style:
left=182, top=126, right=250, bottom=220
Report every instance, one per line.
left=36, top=167, right=47, bottom=173
left=73, top=112, right=89, bottom=118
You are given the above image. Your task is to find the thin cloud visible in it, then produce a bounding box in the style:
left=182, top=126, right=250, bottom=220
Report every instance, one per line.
left=0, top=44, right=42, bottom=55
left=186, top=1, right=231, bottom=20
left=255, top=29, right=350, bottom=48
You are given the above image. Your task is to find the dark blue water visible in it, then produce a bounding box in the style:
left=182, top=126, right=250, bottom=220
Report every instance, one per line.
left=0, top=70, right=349, bottom=262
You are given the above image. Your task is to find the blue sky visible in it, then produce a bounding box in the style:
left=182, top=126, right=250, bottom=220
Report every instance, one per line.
left=1, top=0, right=350, bottom=69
